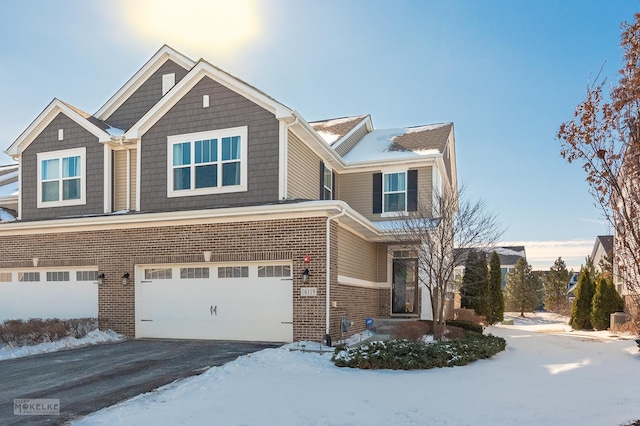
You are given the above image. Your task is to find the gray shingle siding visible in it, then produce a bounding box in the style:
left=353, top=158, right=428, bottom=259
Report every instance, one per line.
left=21, top=113, right=104, bottom=221
left=105, top=60, right=190, bottom=131
left=139, top=76, right=280, bottom=212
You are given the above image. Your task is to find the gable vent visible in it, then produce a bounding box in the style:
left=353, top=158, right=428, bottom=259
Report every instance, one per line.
left=162, top=73, right=176, bottom=96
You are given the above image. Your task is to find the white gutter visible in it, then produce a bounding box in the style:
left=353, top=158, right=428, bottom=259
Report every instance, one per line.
left=326, top=207, right=346, bottom=337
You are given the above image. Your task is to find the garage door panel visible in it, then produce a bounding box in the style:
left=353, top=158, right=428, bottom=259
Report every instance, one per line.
left=135, top=264, right=293, bottom=342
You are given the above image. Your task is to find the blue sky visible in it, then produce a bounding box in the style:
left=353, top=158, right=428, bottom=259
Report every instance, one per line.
left=0, top=1, right=636, bottom=270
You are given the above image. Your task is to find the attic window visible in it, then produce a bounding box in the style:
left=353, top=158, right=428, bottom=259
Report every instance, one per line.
left=162, top=73, right=176, bottom=96
left=203, top=95, right=210, bottom=108
left=58, top=129, right=64, bottom=141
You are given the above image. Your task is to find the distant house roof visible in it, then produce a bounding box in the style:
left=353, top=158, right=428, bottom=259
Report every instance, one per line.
left=591, top=235, right=613, bottom=259
left=309, top=115, right=369, bottom=146
left=342, top=122, right=452, bottom=163
left=454, top=246, right=526, bottom=267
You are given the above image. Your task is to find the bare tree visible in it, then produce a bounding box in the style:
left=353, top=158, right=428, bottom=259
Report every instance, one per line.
left=389, top=184, right=503, bottom=339
left=557, top=13, right=640, bottom=327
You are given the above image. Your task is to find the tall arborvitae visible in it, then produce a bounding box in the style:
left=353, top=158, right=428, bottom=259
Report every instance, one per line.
left=461, top=250, right=489, bottom=317
left=486, top=251, right=504, bottom=324
left=504, top=258, right=538, bottom=316
left=460, top=250, right=479, bottom=311
left=544, top=257, right=571, bottom=313
left=570, top=267, right=595, bottom=330
left=591, top=277, right=625, bottom=330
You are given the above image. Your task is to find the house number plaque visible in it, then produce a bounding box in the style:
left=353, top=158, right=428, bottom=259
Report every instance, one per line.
left=300, top=287, right=317, bottom=297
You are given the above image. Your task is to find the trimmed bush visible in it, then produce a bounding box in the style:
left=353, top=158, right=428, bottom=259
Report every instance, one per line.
left=391, top=321, right=433, bottom=341
left=332, top=333, right=506, bottom=370
left=0, top=318, right=98, bottom=346
left=453, top=308, right=487, bottom=325
left=445, top=320, right=483, bottom=334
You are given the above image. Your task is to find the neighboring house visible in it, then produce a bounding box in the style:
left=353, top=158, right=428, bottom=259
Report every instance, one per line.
left=0, top=46, right=457, bottom=343
left=454, top=246, right=527, bottom=289
left=591, top=234, right=613, bottom=277
left=0, top=163, right=18, bottom=222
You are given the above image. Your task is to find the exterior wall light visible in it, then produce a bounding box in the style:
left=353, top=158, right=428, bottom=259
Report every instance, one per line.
left=301, top=268, right=311, bottom=283
left=121, top=272, right=130, bottom=285
left=97, top=273, right=105, bottom=285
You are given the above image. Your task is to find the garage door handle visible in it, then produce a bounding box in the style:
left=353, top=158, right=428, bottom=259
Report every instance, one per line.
left=210, top=305, right=217, bottom=316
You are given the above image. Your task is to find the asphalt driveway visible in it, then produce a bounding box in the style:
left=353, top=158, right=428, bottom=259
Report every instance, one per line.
left=0, top=339, right=278, bottom=425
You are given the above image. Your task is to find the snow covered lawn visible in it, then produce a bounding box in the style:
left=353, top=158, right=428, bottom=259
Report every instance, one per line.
left=0, top=330, right=124, bottom=361
left=72, top=313, right=639, bottom=426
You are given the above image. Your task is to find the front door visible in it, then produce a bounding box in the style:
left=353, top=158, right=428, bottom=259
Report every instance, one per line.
left=392, top=258, right=417, bottom=314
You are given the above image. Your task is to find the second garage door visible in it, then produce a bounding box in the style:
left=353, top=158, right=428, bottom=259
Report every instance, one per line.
left=135, top=263, right=293, bottom=342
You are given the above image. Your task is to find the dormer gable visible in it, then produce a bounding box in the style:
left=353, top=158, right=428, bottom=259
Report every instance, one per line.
left=94, top=44, right=195, bottom=122
left=124, top=59, right=294, bottom=140
left=4, top=99, right=112, bottom=159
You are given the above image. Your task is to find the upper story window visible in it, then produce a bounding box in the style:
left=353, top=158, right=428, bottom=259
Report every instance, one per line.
left=167, top=127, right=248, bottom=198
left=383, top=172, right=406, bottom=212
left=37, top=148, right=86, bottom=208
left=323, top=165, right=333, bottom=200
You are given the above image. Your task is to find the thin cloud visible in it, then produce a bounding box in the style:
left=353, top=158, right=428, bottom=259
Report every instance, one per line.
left=500, top=239, right=594, bottom=271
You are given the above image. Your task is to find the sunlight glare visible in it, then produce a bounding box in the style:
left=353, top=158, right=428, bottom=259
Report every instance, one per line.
left=545, top=359, right=591, bottom=375
left=119, top=0, right=261, bottom=58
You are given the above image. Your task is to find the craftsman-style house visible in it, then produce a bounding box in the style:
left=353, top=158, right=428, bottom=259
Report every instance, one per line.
left=0, top=46, right=457, bottom=343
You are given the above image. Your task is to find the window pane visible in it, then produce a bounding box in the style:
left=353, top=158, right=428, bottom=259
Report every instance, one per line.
left=173, top=142, right=191, bottom=166
left=195, top=164, right=217, bottom=188
left=62, top=156, right=80, bottom=178
left=324, top=167, right=332, bottom=187
left=222, top=162, right=240, bottom=186
left=324, top=188, right=332, bottom=200
left=42, top=159, right=59, bottom=180
left=195, top=139, right=217, bottom=164
left=384, top=173, right=405, bottom=192
left=384, top=193, right=405, bottom=212
left=63, top=178, right=81, bottom=200
left=222, top=136, right=240, bottom=161
left=173, top=167, right=191, bottom=190
left=42, top=181, right=59, bottom=202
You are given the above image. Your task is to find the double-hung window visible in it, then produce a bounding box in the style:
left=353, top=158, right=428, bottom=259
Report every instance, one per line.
left=168, top=127, right=247, bottom=197
left=383, top=172, right=406, bottom=213
left=37, top=148, right=86, bottom=208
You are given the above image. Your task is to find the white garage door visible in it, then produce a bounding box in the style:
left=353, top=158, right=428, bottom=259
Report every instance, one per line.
left=135, top=263, right=293, bottom=342
left=0, top=269, right=99, bottom=322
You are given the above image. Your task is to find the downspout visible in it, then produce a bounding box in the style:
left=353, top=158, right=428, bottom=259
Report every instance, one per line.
left=125, top=146, right=131, bottom=211
left=326, top=207, right=346, bottom=343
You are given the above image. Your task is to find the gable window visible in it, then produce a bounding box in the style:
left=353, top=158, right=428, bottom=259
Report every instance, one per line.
left=383, top=172, right=406, bottom=212
left=37, top=148, right=86, bottom=208
left=167, top=127, right=247, bottom=198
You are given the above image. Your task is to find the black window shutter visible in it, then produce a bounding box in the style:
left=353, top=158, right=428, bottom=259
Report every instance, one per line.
left=331, top=171, right=336, bottom=200
left=373, top=173, right=382, bottom=213
left=319, top=161, right=325, bottom=200
left=407, top=169, right=418, bottom=211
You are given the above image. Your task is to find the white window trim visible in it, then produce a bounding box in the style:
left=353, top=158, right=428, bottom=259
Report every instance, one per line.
left=36, top=147, right=87, bottom=208
left=381, top=170, right=407, bottom=216
left=162, top=73, right=176, bottom=96
left=167, top=126, right=248, bottom=198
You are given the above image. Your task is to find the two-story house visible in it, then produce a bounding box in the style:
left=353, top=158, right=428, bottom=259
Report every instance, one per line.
left=0, top=46, right=457, bottom=343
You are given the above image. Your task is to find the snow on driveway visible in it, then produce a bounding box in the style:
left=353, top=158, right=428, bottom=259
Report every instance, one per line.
left=0, top=330, right=123, bottom=360
left=73, top=313, right=640, bottom=426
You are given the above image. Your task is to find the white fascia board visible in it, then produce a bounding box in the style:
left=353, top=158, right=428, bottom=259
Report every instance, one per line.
left=0, top=200, right=377, bottom=236
left=331, top=115, right=372, bottom=151
left=0, top=171, right=18, bottom=184
left=289, top=112, right=347, bottom=171
left=341, top=156, right=441, bottom=174
left=95, top=45, right=196, bottom=120
left=5, top=99, right=112, bottom=157
left=124, top=61, right=294, bottom=140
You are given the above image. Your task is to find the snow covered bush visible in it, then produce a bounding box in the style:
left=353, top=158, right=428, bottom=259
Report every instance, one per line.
left=332, top=333, right=506, bottom=370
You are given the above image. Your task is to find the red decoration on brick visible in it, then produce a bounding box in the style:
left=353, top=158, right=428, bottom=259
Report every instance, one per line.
left=303, top=255, right=311, bottom=263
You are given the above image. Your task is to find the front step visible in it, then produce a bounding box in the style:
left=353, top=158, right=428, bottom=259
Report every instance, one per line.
left=369, top=318, right=421, bottom=335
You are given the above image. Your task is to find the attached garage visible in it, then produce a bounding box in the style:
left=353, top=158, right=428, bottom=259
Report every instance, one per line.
left=0, top=269, right=99, bottom=322
left=135, top=262, right=293, bottom=342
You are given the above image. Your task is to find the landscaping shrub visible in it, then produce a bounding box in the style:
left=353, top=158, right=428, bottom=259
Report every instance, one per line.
left=445, top=320, right=483, bottom=334
left=452, top=308, right=486, bottom=325
left=443, top=325, right=466, bottom=340
left=0, top=318, right=98, bottom=346
left=332, top=333, right=506, bottom=370
left=391, top=321, right=433, bottom=341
